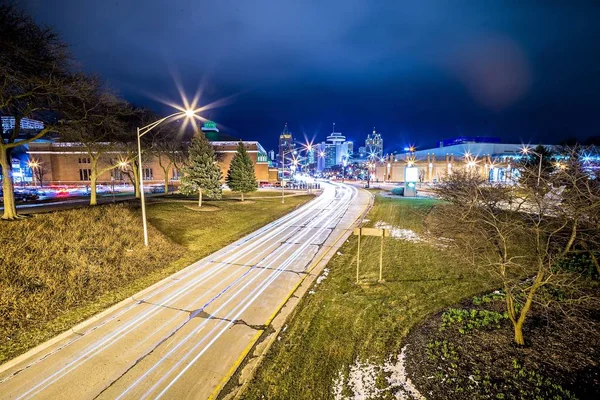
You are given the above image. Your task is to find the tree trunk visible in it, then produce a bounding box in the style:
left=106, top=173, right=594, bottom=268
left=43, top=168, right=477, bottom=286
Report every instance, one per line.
left=508, top=271, right=544, bottom=346
left=164, top=175, right=169, bottom=195
left=241, top=192, right=244, bottom=202
left=513, top=320, right=525, bottom=345
left=1, top=147, right=18, bottom=220
left=198, top=190, right=202, bottom=207
left=90, top=172, right=98, bottom=206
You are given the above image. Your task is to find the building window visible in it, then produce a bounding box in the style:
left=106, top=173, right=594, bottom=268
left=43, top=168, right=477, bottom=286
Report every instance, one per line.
left=172, top=168, right=180, bottom=180
left=78, top=157, right=91, bottom=164
left=143, top=168, right=153, bottom=180
left=79, top=168, right=91, bottom=181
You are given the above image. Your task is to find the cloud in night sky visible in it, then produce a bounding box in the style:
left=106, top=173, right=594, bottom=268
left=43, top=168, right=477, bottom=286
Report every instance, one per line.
left=22, top=0, right=600, bottom=150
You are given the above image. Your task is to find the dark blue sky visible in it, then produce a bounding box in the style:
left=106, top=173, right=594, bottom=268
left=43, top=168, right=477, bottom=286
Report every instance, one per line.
left=23, top=0, right=600, bottom=151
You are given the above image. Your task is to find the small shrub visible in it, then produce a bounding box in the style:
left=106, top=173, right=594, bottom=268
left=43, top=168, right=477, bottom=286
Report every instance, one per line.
left=426, top=340, right=460, bottom=362
left=441, top=308, right=508, bottom=334
left=555, top=253, right=599, bottom=279
left=472, top=290, right=505, bottom=305
left=391, top=187, right=404, bottom=196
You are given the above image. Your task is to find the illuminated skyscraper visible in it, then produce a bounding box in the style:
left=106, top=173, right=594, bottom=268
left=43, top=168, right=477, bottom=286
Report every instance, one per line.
left=365, top=128, right=383, bottom=158
left=277, top=123, right=295, bottom=166
left=326, top=123, right=352, bottom=166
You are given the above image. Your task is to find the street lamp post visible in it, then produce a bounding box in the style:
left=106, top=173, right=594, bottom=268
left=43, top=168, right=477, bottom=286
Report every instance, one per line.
left=137, top=109, right=196, bottom=246
left=521, top=147, right=543, bottom=187
left=27, top=160, right=39, bottom=187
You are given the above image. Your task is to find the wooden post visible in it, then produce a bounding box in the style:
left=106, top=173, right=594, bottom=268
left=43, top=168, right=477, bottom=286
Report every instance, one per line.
left=356, top=229, right=361, bottom=284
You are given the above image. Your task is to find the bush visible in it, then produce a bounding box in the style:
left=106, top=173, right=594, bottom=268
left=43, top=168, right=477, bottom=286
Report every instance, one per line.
left=391, top=187, right=404, bottom=196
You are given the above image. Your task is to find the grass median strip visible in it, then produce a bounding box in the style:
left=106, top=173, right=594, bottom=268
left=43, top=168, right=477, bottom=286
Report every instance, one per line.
left=240, top=195, right=496, bottom=400
left=0, top=195, right=312, bottom=364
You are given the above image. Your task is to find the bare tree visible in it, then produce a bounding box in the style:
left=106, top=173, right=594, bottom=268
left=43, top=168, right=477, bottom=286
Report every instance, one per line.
left=149, top=124, right=187, bottom=195
left=59, top=76, right=133, bottom=205
left=429, top=149, right=600, bottom=345
left=0, top=3, right=73, bottom=219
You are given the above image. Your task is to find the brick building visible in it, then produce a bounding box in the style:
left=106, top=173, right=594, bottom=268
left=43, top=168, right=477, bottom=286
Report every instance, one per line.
left=22, top=131, right=275, bottom=187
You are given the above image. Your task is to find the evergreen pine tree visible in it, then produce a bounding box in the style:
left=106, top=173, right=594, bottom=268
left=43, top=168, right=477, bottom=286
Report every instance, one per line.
left=226, top=141, right=258, bottom=201
left=180, top=133, right=222, bottom=207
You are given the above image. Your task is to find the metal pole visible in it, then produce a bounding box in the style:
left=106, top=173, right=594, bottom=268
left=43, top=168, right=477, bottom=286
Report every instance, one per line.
left=379, top=234, right=384, bottom=282
left=537, top=153, right=542, bottom=187
left=281, top=155, right=285, bottom=204
left=137, top=127, right=149, bottom=247
left=356, top=229, right=361, bottom=284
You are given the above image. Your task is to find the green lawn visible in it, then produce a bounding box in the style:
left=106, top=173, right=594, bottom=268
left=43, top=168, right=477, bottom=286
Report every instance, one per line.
left=240, top=195, right=497, bottom=399
left=0, top=195, right=312, bottom=364
left=147, top=196, right=313, bottom=268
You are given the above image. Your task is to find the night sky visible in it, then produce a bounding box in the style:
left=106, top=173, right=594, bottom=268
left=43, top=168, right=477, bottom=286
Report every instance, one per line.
left=23, top=0, right=600, bottom=152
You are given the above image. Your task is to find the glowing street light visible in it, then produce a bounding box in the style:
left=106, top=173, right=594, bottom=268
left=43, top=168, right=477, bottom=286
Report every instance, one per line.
left=137, top=107, right=199, bottom=246
left=28, top=159, right=39, bottom=186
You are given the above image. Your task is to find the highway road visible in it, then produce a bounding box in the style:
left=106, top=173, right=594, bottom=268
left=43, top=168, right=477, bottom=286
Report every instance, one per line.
left=0, top=182, right=370, bottom=399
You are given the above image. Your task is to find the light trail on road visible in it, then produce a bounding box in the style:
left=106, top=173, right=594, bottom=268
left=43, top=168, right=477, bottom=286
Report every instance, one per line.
left=0, top=182, right=366, bottom=400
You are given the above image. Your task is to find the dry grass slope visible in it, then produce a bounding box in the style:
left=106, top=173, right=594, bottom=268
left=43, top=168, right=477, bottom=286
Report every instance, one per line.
left=0, top=204, right=184, bottom=363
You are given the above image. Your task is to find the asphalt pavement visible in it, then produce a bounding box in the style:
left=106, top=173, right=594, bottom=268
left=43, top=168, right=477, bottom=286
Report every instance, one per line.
left=0, top=181, right=370, bottom=400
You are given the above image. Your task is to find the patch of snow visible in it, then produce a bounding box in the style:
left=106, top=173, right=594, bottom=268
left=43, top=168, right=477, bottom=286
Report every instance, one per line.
left=316, top=268, right=329, bottom=285
left=332, top=345, right=425, bottom=400
left=337, top=251, right=343, bottom=255
left=374, top=221, right=422, bottom=243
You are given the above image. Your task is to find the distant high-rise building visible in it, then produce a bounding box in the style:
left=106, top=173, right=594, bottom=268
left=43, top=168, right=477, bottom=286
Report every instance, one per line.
left=306, top=147, right=315, bottom=165
left=315, top=142, right=327, bottom=172
left=324, top=144, right=337, bottom=168
left=278, top=123, right=295, bottom=166
left=365, top=128, right=383, bottom=158
left=325, top=123, right=352, bottom=166
left=1, top=116, right=44, bottom=133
